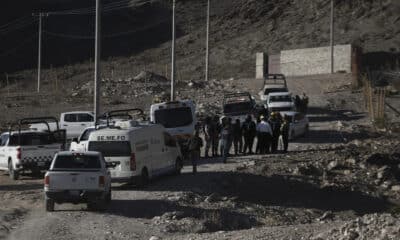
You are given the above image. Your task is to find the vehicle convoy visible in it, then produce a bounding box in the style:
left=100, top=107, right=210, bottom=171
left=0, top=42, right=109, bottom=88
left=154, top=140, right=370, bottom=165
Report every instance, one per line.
left=150, top=100, right=196, bottom=158
left=86, top=109, right=183, bottom=184
left=266, top=92, right=296, bottom=113
left=44, top=151, right=112, bottom=212
left=222, top=92, right=256, bottom=123
left=30, top=111, right=95, bottom=139
left=0, top=117, right=66, bottom=180
left=258, top=74, right=288, bottom=102
left=280, top=111, right=309, bottom=139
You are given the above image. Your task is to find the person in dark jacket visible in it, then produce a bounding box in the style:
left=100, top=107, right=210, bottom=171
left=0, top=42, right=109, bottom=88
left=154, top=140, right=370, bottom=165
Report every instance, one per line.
left=212, top=115, right=221, bottom=157
left=280, top=115, right=290, bottom=152
left=269, top=112, right=281, bottom=153
left=187, top=129, right=203, bottom=173
left=232, top=119, right=243, bottom=155
left=242, top=115, right=256, bottom=154
left=220, top=119, right=232, bottom=163
left=203, top=116, right=213, bottom=158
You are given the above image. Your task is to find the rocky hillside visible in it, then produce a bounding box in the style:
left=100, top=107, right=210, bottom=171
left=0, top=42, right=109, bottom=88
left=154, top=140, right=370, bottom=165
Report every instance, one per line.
left=0, top=0, right=399, bottom=90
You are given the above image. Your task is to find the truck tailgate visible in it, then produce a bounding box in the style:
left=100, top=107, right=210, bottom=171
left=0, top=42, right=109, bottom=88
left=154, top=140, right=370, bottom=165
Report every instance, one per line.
left=47, top=171, right=103, bottom=190
left=20, top=145, right=60, bottom=166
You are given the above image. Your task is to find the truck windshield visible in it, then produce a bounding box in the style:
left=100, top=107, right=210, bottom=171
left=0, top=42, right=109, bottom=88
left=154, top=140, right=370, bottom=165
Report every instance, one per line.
left=223, top=102, right=253, bottom=115
left=54, top=155, right=101, bottom=169
left=154, top=107, right=193, bottom=128
left=264, top=88, right=287, bottom=95
left=270, top=107, right=293, bottom=112
left=9, top=133, right=56, bottom=146
left=88, top=141, right=131, bottom=157
left=269, top=95, right=292, bottom=103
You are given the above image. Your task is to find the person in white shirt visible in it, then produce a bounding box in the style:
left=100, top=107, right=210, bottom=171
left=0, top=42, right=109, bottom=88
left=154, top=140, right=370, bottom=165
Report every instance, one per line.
left=256, top=116, right=272, bottom=154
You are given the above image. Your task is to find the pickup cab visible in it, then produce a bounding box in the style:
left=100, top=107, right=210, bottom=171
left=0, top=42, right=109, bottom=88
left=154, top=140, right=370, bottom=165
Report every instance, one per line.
left=30, top=111, right=95, bottom=140
left=0, top=117, right=66, bottom=180
left=44, top=151, right=112, bottom=211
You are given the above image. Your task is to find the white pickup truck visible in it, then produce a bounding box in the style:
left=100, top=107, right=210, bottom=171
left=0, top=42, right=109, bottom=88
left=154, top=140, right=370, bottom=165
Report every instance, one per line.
left=30, top=111, right=95, bottom=140
left=0, top=117, right=66, bottom=180
left=44, top=151, right=113, bottom=211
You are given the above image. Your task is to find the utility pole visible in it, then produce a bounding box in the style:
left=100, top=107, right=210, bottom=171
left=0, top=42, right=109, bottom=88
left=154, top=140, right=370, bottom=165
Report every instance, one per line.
left=94, top=0, right=102, bottom=120
left=330, top=0, right=334, bottom=74
left=205, top=0, right=210, bottom=82
left=171, top=0, right=176, bottom=101
left=33, top=13, right=47, bottom=93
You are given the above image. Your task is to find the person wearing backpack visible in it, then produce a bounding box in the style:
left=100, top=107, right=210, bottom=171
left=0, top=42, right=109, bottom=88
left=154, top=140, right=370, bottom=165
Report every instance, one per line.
left=187, top=129, right=203, bottom=174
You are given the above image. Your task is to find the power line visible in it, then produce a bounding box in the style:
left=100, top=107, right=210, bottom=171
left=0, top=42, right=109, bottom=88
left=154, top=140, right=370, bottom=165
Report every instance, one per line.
left=0, top=34, right=37, bottom=58
left=0, top=18, right=37, bottom=35
left=42, top=16, right=170, bottom=39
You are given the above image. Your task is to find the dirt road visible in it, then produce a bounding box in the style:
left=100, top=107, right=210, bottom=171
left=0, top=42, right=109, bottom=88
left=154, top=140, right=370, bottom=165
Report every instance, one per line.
left=1, top=75, right=399, bottom=240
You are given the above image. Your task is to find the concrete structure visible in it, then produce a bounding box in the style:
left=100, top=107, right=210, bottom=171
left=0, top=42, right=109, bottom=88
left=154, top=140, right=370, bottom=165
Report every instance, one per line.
left=256, top=52, right=267, bottom=79
left=280, top=44, right=352, bottom=76
left=268, top=54, right=281, bottom=75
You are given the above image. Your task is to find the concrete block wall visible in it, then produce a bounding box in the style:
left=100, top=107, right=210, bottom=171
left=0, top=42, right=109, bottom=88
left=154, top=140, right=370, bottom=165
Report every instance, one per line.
left=256, top=52, right=266, bottom=79
left=280, top=45, right=352, bottom=76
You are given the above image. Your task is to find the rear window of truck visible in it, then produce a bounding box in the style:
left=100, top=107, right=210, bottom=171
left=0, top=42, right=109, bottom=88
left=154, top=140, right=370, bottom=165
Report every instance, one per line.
left=88, top=141, right=131, bottom=157
left=54, top=155, right=101, bottom=169
left=9, top=133, right=56, bottom=146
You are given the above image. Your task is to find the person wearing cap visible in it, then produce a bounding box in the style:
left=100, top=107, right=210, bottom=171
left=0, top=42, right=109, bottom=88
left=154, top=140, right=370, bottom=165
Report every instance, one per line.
left=256, top=115, right=272, bottom=154
left=242, top=115, right=256, bottom=154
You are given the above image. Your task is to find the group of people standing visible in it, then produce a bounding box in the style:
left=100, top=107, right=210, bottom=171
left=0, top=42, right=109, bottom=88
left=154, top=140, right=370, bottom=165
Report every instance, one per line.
left=187, top=113, right=291, bottom=173
left=201, top=113, right=291, bottom=162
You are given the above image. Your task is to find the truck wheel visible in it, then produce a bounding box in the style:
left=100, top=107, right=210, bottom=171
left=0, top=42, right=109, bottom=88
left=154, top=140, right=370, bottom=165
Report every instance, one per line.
left=45, top=197, right=55, bottom=212
left=8, top=160, right=19, bottom=180
left=174, top=158, right=182, bottom=175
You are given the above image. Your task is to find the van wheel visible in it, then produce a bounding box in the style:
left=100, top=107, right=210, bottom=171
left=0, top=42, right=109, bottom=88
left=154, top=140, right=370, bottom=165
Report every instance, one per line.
left=175, top=158, right=183, bottom=175
left=8, top=160, right=19, bottom=180
left=138, top=168, right=149, bottom=187
left=45, top=197, right=55, bottom=212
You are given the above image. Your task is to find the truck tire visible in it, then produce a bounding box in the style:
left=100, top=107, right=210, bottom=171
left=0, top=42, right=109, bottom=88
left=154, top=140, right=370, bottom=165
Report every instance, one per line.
left=45, top=197, right=55, bottom=212
left=8, top=160, right=19, bottom=180
left=106, top=189, right=112, bottom=204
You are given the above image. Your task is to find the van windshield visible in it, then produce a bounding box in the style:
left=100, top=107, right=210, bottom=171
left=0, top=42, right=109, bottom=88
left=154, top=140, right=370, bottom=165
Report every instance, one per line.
left=154, top=107, right=193, bottom=128
left=54, top=155, right=101, bottom=169
left=88, top=141, right=131, bottom=157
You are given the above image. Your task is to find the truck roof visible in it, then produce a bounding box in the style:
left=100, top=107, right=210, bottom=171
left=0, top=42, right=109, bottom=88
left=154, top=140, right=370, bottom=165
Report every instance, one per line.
left=268, top=92, right=292, bottom=97
left=2, top=130, right=52, bottom=136
left=57, top=151, right=101, bottom=156
left=61, top=111, right=93, bottom=114
left=89, top=122, right=163, bottom=137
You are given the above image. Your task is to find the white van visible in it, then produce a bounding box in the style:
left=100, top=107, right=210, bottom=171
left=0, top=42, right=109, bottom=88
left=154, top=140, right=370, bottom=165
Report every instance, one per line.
left=87, top=120, right=183, bottom=185
left=150, top=100, right=196, bottom=157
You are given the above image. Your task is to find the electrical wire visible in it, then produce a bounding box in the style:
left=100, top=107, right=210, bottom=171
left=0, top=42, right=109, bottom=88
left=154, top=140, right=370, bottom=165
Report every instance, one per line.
left=0, top=34, right=37, bottom=58
left=43, top=15, right=170, bottom=39
left=0, top=18, right=37, bottom=35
